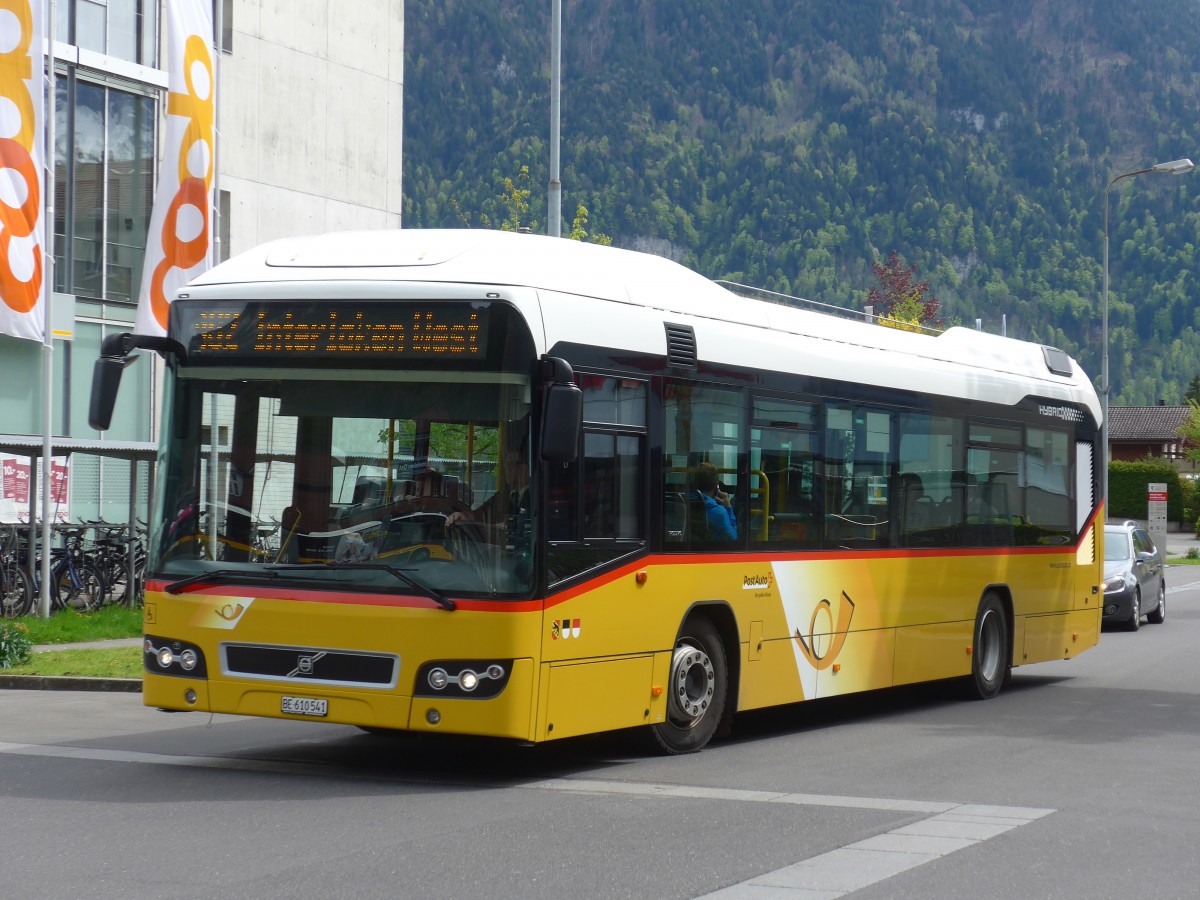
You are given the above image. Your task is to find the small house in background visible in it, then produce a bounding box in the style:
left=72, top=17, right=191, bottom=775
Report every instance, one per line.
left=1108, top=405, right=1198, bottom=477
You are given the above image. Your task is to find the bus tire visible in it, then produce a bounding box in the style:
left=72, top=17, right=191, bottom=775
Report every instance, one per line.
left=966, top=592, right=1009, bottom=700
left=651, top=617, right=728, bottom=754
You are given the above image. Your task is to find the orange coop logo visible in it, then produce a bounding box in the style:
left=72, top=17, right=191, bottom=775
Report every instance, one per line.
left=146, top=33, right=215, bottom=333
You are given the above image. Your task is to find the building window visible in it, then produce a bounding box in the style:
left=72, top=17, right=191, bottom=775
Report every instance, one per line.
left=54, top=72, right=157, bottom=305
left=57, top=0, right=159, bottom=68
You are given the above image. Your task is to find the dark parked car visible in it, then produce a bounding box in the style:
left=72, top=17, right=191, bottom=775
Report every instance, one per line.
left=1103, top=521, right=1166, bottom=631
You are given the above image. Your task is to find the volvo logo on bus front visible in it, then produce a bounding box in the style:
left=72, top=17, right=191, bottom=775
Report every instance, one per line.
left=289, top=651, right=327, bottom=678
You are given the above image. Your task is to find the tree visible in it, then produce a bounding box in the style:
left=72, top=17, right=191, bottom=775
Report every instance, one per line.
left=1177, top=399, right=1200, bottom=466
left=568, top=203, right=612, bottom=245
left=498, top=165, right=536, bottom=233
left=867, top=251, right=944, bottom=331
left=1186, top=375, right=1200, bottom=404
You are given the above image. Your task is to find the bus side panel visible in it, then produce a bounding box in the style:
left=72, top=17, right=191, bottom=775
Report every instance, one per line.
left=1021, top=613, right=1071, bottom=664
left=1021, top=609, right=1097, bottom=664
left=813, top=627, right=896, bottom=698
left=892, top=620, right=973, bottom=686
left=538, top=654, right=661, bottom=741
left=738, top=633, right=813, bottom=711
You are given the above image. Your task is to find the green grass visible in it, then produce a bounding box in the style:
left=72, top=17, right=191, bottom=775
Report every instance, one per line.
left=1, top=606, right=143, bottom=678
left=5, top=646, right=142, bottom=679
left=14, top=604, right=142, bottom=644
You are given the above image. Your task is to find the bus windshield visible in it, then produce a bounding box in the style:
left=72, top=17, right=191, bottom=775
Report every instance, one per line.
left=152, top=365, right=535, bottom=599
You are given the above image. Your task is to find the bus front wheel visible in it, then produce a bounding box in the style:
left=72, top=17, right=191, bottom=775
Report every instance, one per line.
left=651, top=618, right=728, bottom=754
left=967, top=592, right=1010, bottom=700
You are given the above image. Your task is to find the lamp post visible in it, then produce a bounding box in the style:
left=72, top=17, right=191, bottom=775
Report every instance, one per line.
left=1101, top=158, right=1194, bottom=507
left=547, top=0, right=562, bottom=237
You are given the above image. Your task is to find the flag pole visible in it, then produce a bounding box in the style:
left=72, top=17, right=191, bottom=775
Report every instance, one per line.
left=37, top=0, right=57, bottom=618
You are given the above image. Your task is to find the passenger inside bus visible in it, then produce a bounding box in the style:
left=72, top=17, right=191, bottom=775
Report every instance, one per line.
left=690, top=461, right=737, bottom=541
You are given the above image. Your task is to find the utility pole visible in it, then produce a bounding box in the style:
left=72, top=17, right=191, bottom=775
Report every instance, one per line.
left=548, top=0, right=562, bottom=237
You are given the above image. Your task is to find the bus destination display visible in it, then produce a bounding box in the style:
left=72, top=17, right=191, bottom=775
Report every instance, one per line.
left=181, top=304, right=489, bottom=358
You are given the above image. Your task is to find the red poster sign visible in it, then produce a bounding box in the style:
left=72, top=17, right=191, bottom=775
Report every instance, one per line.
left=3, top=459, right=30, bottom=504
left=1, top=456, right=69, bottom=522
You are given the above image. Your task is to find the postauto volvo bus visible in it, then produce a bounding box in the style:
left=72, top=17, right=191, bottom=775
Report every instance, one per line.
left=90, top=229, right=1103, bottom=753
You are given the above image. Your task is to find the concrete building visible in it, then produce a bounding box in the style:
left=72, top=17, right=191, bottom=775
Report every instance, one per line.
left=0, top=1, right=405, bottom=525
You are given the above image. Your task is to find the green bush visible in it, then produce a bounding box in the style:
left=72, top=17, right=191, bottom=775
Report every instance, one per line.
left=1108, top=461, right=1184, bottom=522
left=1181, top=477, right=1198, bottom=525
left=0, top=622, right=32, bottom=668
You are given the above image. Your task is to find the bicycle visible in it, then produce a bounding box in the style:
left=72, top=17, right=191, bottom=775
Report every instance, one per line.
left=1, top=524, right=32, bottom=619
left=87, top=520, right=147, bottom=607
left=50, top=525, right=106, bottom=613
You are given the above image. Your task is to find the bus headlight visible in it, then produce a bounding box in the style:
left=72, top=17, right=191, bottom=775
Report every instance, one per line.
left=144, top=636, right=208, bottom=679
left=415, top=660, right=512, bottom=698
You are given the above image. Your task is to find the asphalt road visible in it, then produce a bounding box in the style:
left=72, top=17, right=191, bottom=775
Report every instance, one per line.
left=5, top=567, right=1200, bottom=900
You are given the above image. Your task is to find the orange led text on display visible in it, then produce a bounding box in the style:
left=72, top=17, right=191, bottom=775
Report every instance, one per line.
left=189, top=308, right=484, bottom=357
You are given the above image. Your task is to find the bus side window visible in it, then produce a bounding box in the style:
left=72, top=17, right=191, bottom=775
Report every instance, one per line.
left=750, top=396, right=819, bottom=548
left=661, top=380, right=744, bottom=550
left=547, top=374, right=647, bottom=585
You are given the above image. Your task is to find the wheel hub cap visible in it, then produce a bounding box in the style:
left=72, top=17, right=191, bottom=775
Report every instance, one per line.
left=669, top=643, right=715, bottom=722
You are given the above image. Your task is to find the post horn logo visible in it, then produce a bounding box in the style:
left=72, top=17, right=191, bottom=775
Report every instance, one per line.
left=793, top=591, right=856, bottom=671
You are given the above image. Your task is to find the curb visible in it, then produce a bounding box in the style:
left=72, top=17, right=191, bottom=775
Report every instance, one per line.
left=0, top=674, right=142, bottom=692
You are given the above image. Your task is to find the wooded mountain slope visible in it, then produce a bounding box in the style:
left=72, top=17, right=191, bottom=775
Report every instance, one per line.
left=402, top=0, right=1200, bottom=404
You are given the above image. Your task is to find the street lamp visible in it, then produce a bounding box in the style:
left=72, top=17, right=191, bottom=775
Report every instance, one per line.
left=1101, top=158, right=1194, bottom=507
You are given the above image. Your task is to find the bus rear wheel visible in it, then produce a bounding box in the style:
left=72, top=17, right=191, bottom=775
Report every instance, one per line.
left=966, top=592, right=1009, bottom=700
left=651, top=618, right=727, bottom=754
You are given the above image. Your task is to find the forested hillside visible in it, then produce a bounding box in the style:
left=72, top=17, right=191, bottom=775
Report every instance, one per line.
left=402, top=0, right=1200, bottom=404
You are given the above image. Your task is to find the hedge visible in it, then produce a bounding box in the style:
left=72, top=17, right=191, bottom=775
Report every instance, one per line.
left=1108, top=461, right=1184, bottom=522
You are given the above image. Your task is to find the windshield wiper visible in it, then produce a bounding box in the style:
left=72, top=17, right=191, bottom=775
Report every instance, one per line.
left=265, top=563, right=456, bottom=611
left=164, top=568, right=273, bottom=594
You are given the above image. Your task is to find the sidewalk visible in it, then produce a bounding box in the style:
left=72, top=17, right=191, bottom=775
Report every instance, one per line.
left=1165, top=529, right=1200, bottom=560
left=33, top=638, right=141, bottom=654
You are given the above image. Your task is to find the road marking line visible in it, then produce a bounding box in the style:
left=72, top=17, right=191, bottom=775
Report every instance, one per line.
left=698, top=806, right=1054, bottom=898
left=0, top=741, right=1053, bottom=898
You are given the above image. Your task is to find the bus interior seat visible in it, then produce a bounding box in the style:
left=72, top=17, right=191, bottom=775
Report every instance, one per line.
left=664, top=492, right=688, bottom=542
left=688, top=496, right=711, bottom=541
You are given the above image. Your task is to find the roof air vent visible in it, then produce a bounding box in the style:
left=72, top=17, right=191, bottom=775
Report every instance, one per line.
left=665, top=323, right=696, bottom=367
left=1042, top=346, right=1073, bottom=377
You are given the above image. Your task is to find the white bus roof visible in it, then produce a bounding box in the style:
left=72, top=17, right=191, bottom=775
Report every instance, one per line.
left=187, top=229, right=1100, bottom=421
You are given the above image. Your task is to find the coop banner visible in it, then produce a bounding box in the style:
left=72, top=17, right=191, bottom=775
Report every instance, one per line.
left=135, top=0, right=215, bottom=337
left=0, top=0, right=45, bottom=342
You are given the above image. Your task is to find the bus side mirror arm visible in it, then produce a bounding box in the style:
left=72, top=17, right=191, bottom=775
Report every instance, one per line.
left=89, top=332, right=186, bottom=431
left=539, top=356, right=582, bottom=464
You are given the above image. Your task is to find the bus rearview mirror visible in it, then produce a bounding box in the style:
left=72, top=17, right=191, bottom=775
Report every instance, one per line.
left=89, top=355, right=126, bottom=431
left=541, top=382, right=582, bottom=463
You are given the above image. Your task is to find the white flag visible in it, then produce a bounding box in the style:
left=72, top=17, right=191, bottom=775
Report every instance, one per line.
left=0, top=0, right=44, bottom=343
left=135, top=0, right=216, bottom=337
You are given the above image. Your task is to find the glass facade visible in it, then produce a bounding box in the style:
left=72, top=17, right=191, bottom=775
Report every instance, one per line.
left=54, top=73, right=157, bottom=305
left=56, top=0, right=159, bottom=68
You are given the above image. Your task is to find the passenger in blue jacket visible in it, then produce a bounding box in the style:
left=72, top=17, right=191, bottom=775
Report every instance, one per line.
left=691, top=461, right=737, bottom=541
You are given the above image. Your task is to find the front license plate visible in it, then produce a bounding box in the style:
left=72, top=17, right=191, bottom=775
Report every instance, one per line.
left=281, top=696, right=328, bottom=717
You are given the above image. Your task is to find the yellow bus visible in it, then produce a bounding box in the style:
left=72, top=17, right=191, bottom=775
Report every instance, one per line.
left=91, top=229, right=1103, bottom=753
